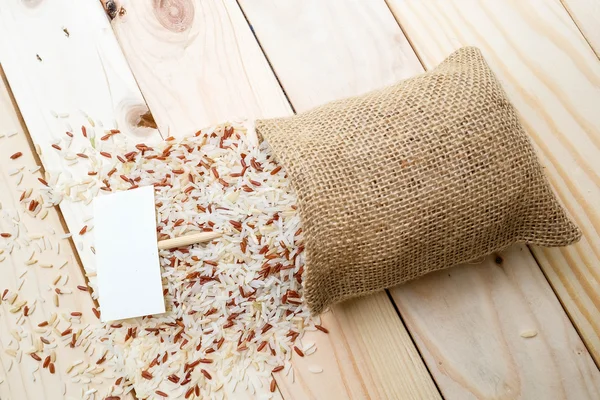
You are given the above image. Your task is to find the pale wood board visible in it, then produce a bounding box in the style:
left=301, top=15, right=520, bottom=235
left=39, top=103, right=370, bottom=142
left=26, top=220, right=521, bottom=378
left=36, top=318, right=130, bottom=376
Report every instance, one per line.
left=111, top=0, right=291, bottom=137
left=0, top=1, right=283, bottom=398
left=0, top=0, right=163, bottom=299
left=283, top=296, right=439, bottom=399
left=561, top=0, right=600, bottom=58
left=107, top=1, right=286, bottom=397
left=110, top=0, right=440, bottom=398
left=0, top=0, right=161, bottom=398
left=240, top=0, right=423, bottom=107
left=394, top=246, right=600, bottom=399
left=386, top=0, right=600, bottom=368
left=242, top=0, right=600, bottom=397
left=0, top=68, right=129, bottom=400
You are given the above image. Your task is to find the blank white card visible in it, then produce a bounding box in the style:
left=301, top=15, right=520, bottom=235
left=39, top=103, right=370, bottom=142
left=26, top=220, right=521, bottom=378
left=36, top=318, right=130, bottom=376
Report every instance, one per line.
left=94, top=186, right=165, bottom=321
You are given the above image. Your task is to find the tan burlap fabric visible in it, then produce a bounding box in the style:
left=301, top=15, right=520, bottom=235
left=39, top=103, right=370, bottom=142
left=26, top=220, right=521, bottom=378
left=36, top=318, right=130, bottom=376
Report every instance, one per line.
left=256, top=47, right=581, bottom=314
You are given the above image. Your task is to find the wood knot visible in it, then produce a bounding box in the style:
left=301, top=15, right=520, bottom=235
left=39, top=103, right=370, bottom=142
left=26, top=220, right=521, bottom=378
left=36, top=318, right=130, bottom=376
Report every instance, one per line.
left=494, top=254, right=503, bottom=265
left=136, top=110, right=158, bottom=129
left=105, top=0, right=118, bottom=19
left=153, top=0, right=194, bottom=33
left=119, top=101, right=159, bottom=138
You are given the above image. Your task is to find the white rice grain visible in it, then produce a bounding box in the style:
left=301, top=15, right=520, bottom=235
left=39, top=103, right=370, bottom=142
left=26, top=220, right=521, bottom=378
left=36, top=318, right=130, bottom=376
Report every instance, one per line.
left=44, top=121, right=322, bottom=396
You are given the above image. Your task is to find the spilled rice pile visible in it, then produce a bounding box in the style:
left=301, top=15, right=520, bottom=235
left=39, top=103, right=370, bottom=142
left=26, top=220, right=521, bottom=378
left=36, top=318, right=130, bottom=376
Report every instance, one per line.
left=32, top=121, right=325, bottom=399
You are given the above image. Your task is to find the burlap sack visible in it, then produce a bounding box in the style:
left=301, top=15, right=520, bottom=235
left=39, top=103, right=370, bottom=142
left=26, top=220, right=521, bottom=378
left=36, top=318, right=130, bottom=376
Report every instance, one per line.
left=256, top=47, right=581, bottom=314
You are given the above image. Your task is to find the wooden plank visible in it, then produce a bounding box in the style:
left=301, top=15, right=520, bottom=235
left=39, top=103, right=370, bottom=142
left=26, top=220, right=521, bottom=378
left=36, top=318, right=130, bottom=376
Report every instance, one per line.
left=0, top=0, right=161, bottom=397
left=383, top=0, right=600, bottom=391
left=394, top=246, right=600, bottom=399
left=0, top=1, right=283, bottom=398
left=242, top=0, right=600, bottom=397
left=0, top=2, right=282, bottom=399
left=561, top=0, right=600, bottom=58
left=240, top=0, right=423, bottom=108
left=109, top=2, right=287, bottom=398
left=0, top=68, right=126, bottom=400
left=0, top=0, right=163, bottom=297
left=111, top=0, right=440, bottom=398
left=278, top=294, right=439, bottom=399
left=110, top=0, right=291, bottom=137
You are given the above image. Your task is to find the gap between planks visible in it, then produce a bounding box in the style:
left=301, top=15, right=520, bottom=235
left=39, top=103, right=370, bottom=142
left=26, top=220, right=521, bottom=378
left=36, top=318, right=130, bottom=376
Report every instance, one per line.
left=109, top=0, right=440, bottom=398
left=560, top=0, right=600, bottom=59
left=232, top=6, right=443, bottom=396
left=383, top=0, right=600, bottom=397
left=0, top=66, right=131, bottom=399
left=234, top=0, right=298, bottom=115
left=240, top=0, right=600, bottom=398
left=382, top=0, right=599, bottom=371
left=0, top=0, right=164, bottom=398
left=0, top=65, right=98, bottom=312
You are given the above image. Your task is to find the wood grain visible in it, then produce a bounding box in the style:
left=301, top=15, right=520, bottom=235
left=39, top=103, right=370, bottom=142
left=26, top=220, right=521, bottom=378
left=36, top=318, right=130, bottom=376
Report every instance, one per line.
left=561, top=0, right=600, bottom=58
left=111, top=0, right=291, bottom=137
left=394, top=246, right=600, bottom=399
left=243, top=0, right=600, bottom=397
left=281, top=295, right=439, bottom=399
left=0, top=1, right=284, bottom=397
left=384, top=0, right=600, bottom=389
left=0, top=67, right=128, bottom=400
left=238, top=1, right=440, bottom=398
left=0, top=0, right=161, bottom=398
left=0, top=0, right=163, bottom=298
left=240, top=0, right=423, bottom=110
left=111, top=0, right=440, bottom=398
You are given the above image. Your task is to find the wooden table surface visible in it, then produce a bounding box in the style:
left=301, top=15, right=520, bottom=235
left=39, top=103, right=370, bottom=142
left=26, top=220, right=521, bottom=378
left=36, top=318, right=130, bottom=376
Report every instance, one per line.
left=0, top=1, right=599, bottom=399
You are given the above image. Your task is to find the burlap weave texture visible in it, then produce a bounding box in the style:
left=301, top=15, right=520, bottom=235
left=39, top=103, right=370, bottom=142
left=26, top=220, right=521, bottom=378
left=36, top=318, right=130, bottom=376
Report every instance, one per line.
left=256, top=47, right=581, bottom=314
